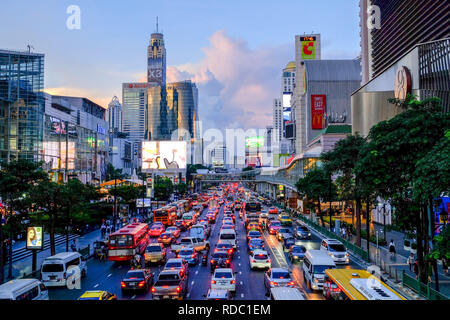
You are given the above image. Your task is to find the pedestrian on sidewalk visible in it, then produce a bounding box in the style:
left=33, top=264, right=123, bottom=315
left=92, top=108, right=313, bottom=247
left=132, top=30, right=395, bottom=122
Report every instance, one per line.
left=106, top=224, right=112, bottom=235
left=407, top=253, right=415, bottom=271
left=341, top=226, right=347, bottom=239
left=100, top=223, right=106, bottom=238
left=413, top=260, right=419, bottom=279
left=443, top=258, right=448, bottom=277
left=388, top=239, right=396, bottom=257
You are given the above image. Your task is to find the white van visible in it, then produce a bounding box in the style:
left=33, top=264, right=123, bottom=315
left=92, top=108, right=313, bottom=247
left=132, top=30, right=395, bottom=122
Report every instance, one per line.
left=269, top=287, right=305, bottom=300
left=0, top=279, right=49, bottom=300
left=41, top=252, right=87, bottom=287
left=218, top=229, right=237, bottom=248
left=190, top=224, right=206, bottom=241
left=302, top=250, right=336, bottom=291
left=182, top=212, right=195, bottom=226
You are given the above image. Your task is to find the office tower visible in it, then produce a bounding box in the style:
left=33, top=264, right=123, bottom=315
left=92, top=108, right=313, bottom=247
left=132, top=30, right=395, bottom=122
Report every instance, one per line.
left=273, top=98, right=282, bottom=141
left=147, top=27, right=166, bottom=86
left=107, top=96, right=122, bottom=133
left=0, top=49, right=45, bottom=162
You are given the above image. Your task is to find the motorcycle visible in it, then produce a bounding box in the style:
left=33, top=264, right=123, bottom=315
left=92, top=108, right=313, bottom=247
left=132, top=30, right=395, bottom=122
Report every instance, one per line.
left=202, top=252, right=208, bottom=266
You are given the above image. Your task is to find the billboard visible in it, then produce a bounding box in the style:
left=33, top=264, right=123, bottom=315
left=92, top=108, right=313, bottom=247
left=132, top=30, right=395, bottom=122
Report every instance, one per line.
left=26, top=226, right=43, bottom=250
left=142, top=141, right=187, bottom=170
left=245, top=136, right=264, bottom=148
left=148, top=57, right=164, bottom=84
left=311, top=95, right=326, bottom=130
left=300, top=36, right=316, bottom=60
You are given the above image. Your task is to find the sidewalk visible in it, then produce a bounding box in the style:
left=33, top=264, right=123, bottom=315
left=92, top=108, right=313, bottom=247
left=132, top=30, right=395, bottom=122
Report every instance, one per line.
left=3, top=229, right=104, bottom=281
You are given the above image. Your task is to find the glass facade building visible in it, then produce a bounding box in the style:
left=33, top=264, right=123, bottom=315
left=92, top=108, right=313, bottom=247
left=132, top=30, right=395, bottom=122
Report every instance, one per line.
left=0, top=50, right=45, bottom=162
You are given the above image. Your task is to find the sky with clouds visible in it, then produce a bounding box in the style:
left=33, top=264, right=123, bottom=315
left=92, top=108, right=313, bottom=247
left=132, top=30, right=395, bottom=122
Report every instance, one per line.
left=0, top=0, right=361, bottom=130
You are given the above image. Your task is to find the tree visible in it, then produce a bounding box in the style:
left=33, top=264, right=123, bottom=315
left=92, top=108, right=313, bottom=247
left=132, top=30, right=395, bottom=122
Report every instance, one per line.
left=0, top=160, right=48, bottom=283
left=242, top=166, right=253, bottom=172
left=174, top=183, right=188, bottom=197
left=186, top=164, right=208, bottom=184
left=154, top=177, right=174, bottom=201
left=321, top=134, right=367, bottom=246
left=105, top=163, right=126, bottom=218
left=354, top=96, right=450, bottom=283
left=109, top=184, right=145, bottom=211
left=295, top=167, right=332, bottom=227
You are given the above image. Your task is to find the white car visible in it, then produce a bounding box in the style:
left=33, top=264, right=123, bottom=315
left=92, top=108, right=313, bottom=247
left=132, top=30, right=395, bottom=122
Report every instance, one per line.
left=211, top=268, right=236, bottom=294
left=249, top=250, right=272, bottom=270
left=320, top=239, right=350, bottom=264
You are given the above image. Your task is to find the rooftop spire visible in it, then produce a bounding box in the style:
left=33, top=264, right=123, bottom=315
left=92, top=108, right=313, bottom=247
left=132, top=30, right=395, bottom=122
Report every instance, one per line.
left=156, top=16, right=159, bottom=33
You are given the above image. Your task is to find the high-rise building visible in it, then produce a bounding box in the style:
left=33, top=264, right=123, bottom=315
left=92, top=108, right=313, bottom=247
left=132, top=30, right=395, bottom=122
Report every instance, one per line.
left=107, top=96, right=122, bottom=133
left=147, top=30, right=166, bottom=86
left=0, top=49, right=45, bottom=163
left=273, top=98, right=282, bottom=141
left=359, top=0, right=450, bottom=85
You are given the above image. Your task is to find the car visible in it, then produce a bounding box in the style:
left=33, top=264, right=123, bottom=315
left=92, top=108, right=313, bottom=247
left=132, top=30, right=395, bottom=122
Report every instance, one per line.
left=320, top=239, right=350, bottom=264
left=294, top=225, right=311, bottom=240
left=223, top=214, right=235, bottom=223
left=166, top=226, right=181, bottom=238
left=163, top=258, right=188, bottom=277
left=282, top=236, right=296, bottom=251
left=204, top=288, right=232, bottom=300
left=206, top=213, right=216, bottom=223
left=247, top=222, right=260, bottom=231
left=175, top=220, right=187, bottom=231
left=151, top=270, right=188, bottom=300
left=121, top=269, right=154, bottom=293
left=269, top=207, right=278, bottom=214
left=211, top=268, right=236, bottom=294
left=158, top=232, right=174, bottom=246
left=249, top=250, right=271, bottom=270
left=177, top=248, right=199, bottom=265
left=144, top=243, right=167, bottom=265
left=268, top=220, right=281, bottom=235
left=279, top=215, right=293, bottom=226
left=276, top=228, right=292, bottom=241
left=260, top=210, right=269, bottom=218
left=247, top=238, right=265, bottom=255
left=247, top=230, right=263, bottom=242
left=78, top=290, right=117, bottom=300
left=210, top=250, right=231, bottom=271
left=214, top=242, right=235, bottom=258
left=264, top=268, right=295, bottom=294
left=149, top=224, right=165, bottom=237
left=288, top=245, right=307, bottom=262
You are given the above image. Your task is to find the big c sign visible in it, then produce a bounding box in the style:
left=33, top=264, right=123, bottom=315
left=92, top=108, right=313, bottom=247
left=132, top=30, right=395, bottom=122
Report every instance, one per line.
left=301, top=36, right=316, bottom=60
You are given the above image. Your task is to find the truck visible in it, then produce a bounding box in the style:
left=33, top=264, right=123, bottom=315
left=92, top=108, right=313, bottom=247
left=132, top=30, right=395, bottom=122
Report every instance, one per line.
left=171, top=237, right=210, bottom=254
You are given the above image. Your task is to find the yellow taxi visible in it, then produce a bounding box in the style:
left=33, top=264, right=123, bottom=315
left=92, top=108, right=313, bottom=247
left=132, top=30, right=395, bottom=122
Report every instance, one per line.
left=78, top=290, right=117, bottom=300
left=279, top=214, right=293, bottom=226
left=247, top=222, right=261, bottom=232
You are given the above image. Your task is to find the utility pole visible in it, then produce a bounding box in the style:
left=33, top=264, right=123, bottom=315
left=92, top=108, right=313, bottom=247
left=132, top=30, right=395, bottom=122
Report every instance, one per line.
left=329, top=173, right=332, bottom=232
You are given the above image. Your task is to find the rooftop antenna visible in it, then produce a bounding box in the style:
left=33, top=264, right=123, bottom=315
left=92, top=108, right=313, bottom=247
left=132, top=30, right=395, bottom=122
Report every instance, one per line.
left=27, top=44, right=34, bottom=53
left=156, top=16, right=159, bottom=33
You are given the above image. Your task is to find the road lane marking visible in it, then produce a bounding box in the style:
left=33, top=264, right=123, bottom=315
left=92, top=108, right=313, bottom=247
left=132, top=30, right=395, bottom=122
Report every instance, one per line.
left=191, top=281, right=195, bottom=285
left=240, top=281, right=243, bottom=285
left=93, top=284, right=99, bottom=288
left=238, top=263, right=241, bottom=266
left=131, top=295, right=136, bottom=299
left=241, top=293, right=244, bottom=298
left=195, top=270, right=199, bottom=275
left=238, top=256, right=240, bottom=259
left=239, top=271, right=242, bottom=275
left=186, top=293, right=190, bottom=298
left=107, top=273, right=112, bottom=277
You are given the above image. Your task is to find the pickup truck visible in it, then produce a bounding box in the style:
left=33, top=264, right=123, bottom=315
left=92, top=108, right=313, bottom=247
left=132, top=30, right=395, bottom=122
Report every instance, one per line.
left=144, top=243, right=167, bottom=265
left=171, top=237, right=210, bottom=254
left=151, top=270, right=188, bottom=300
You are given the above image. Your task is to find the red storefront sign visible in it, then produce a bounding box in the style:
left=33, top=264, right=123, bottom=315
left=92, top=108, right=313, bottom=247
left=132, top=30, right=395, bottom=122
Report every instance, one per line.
left=311, top=95, right=326, bottom=129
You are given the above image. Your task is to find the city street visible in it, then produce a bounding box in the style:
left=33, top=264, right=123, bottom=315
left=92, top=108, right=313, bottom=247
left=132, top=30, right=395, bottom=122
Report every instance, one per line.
left=48, top=200, right=363, bottom=300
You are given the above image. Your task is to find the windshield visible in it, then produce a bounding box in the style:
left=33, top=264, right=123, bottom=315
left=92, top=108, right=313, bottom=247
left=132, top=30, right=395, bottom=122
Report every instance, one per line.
left=165, top=262, right=182, bottom=268
left=270, top=222, right=281, bottom=226
left=254, top=254, right=268, bottom=260
left=214, top=272, right=232, bottom=278
left=125, top=271, right=144, bottom=278
left=146, top=246, right=162, bottom=252
left=250, top=239, right=263, bottom=246
left=249, top=232, right=260, bottom=237
left=212, top=252, right=228, bottom=258
left=157, top=273, right=180, bottom=281
left=220, top=233, right=235, bottom=240
left=279, top=228, right=290, bottom=233
left=179, top=249, right=194, bottom=255
left=272, top=271, right=290, bottom=279
left=109, top=235, right=133, bottom=247
left=216, top=244, right=231, bottom=249
left=155, top=210, right=169, bottom=217
left=329, top=244, right=346, bottom=252
left=314, top=265, right=335, bottom=274
left=167, top=227, right=177, bottom=232
left=42, top=263, right=64, bottom=272
left=292, top=246, right=306, bottom=253
left=180, top=239, right=192, bottom=244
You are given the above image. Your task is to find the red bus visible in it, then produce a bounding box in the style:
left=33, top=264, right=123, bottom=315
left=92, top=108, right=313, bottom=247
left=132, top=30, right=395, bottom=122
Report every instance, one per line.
left=107, top=223, right=149, bottom=261
left=154, top=206, right=177, bottom=226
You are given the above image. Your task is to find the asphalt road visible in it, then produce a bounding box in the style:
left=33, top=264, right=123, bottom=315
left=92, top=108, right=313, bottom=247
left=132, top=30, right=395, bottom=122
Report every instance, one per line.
left=49, top=201, right=363, bottom=300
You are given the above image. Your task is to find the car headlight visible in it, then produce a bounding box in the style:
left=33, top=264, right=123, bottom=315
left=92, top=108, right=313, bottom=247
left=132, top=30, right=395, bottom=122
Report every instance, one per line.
left=308, top=233, right=311, bottom=236
left=345, top=253, right=349, bottom=257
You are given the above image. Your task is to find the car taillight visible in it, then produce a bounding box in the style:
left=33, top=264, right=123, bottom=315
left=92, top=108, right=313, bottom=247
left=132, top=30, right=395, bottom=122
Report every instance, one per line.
left=210, top=260, right=214, bottom=264
left=288, top=281, right=295, bottom=286
left=151, top=287, right=155, bottom=293
left=191, top=254, right=196, bottom=258
left=228, top=249, right=233, bottom=254
left=251, top=259, right=256, bottom=263
left=267, top=259, right=271, bottom=263
left=226, top=259, right=230, bottom=264
left=121, top=281, right=126, bottom=288
left=176, top=286, right=181, bottom=293
left=231, top=280, right=236, bottom=284
left=138, top=281, right=145, bottom=287
left=270, top=281, right=278, bottom=286
left=211, top=280, right=216, bottom=284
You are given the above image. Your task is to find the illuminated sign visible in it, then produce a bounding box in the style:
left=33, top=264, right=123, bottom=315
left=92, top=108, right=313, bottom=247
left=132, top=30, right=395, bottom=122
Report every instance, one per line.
left=125, top=83, right=151, bottom=89
left=311, top=95, right=326, bottom=130
left=300, top=36, right=316, bottom=60
left=245, top=136, right=264, bottom=148
left=148, top=57, right=164, bottom=84
left=26, top=227, right=43, bottom=250
left=142, top=141, right=187, bottom=170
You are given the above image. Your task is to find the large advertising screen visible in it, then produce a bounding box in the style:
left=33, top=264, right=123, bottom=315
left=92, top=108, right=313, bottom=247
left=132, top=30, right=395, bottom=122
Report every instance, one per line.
left=26, top=226, right=43, bottom=250
left=245, top=136, right=264, bottom=148
left=148, top=57, right=164, bottom=84
left=142, top=141, right=187, bottom=170
left=311, top=94, right=326, bottom=130
left=301, top=36, right=316, bottom=60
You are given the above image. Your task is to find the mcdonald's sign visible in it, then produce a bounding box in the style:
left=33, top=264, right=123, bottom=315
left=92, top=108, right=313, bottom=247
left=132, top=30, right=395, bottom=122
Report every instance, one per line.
left=311, top=95, right=326, bottom=130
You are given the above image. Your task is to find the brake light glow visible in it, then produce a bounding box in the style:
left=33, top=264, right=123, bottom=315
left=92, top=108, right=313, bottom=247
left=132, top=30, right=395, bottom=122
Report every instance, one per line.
left=151, top=287, right=155, bottom=293
left=210, top=260, right=214, bottom=264
left=121, top=281, right=126, bottom=288
left=211, top=280, right=216, bottom=284
left=230, top=280, right=236, bottom=284
left=138, top=281, right=145, bottom=287
left=225, top=259, right=230, bottom=264
left=176, top=286, right=181, bottom=293
left=270, top=281, right=278, bottom=286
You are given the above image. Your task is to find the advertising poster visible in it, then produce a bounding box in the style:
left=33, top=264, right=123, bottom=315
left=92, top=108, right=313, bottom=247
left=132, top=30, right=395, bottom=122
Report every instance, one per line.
left=26, top=226, right=43, bottom=250
left=245, top=136, right=264, bottom=148
left=148, top=57, right=164, bottom=84
left=311, top=94, right=326, bottom=130
left=142, top=141, right=187, bottom=170
left=301, top=36, right=316, bottom=60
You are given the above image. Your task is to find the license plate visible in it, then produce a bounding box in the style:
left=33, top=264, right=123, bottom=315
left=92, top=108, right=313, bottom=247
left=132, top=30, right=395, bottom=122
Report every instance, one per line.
left=128, top=282, right=136, bottom=286
left=219, top=281, right=227, bottom=285
left=163, top=295, right=169, bottom=299
left=49, top=276, right=56, bottom=280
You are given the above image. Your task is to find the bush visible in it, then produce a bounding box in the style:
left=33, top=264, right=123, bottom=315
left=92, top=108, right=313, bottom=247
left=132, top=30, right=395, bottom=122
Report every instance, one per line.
left=411, top=242, right=417, bottom=250
left=404, top=240, right=411, bottom=247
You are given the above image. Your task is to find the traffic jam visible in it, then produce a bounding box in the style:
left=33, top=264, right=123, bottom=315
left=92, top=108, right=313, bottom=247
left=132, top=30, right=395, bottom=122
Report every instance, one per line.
left=40, top=184, right=404, bottom=301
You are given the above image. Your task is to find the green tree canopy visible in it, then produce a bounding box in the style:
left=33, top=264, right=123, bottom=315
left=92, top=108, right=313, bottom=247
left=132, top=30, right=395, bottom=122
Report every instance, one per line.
left=154, top=177, right=174, bottom=201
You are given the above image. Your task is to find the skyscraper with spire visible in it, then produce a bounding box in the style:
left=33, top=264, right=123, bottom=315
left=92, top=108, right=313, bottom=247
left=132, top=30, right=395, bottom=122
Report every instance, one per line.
left=147, top=17, right=166, bottom=86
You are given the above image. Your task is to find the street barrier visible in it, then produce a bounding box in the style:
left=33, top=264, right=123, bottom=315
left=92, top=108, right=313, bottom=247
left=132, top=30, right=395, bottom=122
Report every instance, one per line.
left=402, top=271, right=449, bottom=300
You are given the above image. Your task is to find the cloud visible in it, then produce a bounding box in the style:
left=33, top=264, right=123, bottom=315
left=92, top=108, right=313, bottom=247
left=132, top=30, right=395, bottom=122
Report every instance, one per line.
left=44, top=87, right=112, bottom=109
left=167, top=30, right=292, bottom=130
